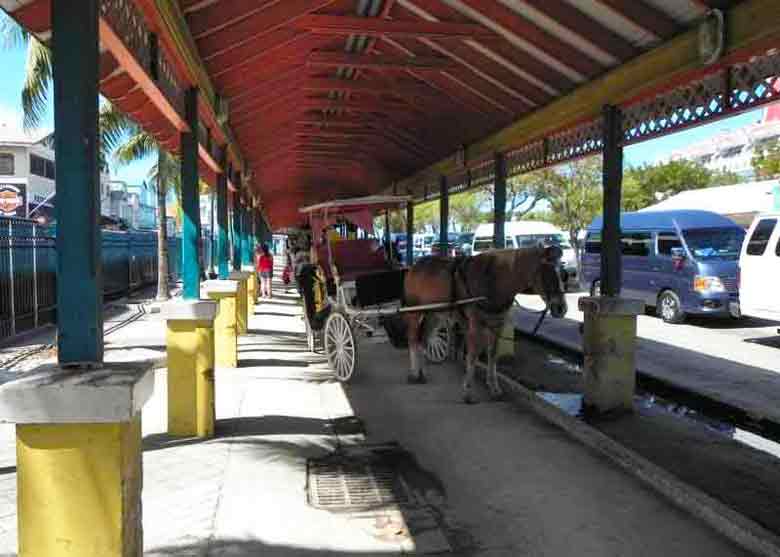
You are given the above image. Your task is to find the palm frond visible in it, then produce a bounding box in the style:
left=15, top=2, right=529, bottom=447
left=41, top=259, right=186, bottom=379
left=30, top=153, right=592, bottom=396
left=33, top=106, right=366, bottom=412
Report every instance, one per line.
left=21, top=38, right=52, bottom=131
left=99, top=102, right=139, bottom=171
left=0, top=10, right=29, bottom=49
left=114, top=131, right=157, bottom=166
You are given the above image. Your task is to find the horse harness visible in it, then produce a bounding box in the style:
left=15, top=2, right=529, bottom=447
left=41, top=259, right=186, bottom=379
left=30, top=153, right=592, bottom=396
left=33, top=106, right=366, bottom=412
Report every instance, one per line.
left=450, top=256, right=514, bottom=320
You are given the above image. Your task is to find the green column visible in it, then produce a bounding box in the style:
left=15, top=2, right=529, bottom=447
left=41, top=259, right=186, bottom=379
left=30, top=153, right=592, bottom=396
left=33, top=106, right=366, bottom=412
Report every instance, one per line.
left=181, top=88, right=200, bottom=300
left=232, top=182, right=242, bottom=271
left=53, top=0, right=103, bottom=365
left=241, top=202, right=252, bottom=267
left=217, top=158, right=229, bottom=279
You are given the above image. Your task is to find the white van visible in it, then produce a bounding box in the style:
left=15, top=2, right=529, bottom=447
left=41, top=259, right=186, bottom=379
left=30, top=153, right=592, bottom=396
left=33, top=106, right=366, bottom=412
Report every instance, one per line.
left=471, top=221, right=579, bottom=288
left=738, top=213, right=780, bottom=321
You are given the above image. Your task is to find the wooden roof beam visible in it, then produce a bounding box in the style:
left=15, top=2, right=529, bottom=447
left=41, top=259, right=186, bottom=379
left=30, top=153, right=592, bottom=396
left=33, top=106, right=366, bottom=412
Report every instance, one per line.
left=595, top=0, right=680, bottom=39
left=293, top=14, right=495, bottom=40
left=307, top=51, right=454, bottom=71
left=196, top=0, right=335, bottom=59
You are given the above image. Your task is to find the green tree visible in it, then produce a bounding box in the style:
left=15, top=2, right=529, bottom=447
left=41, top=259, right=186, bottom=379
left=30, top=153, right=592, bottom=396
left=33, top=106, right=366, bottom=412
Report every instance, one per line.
left=449, top=190, right=488, bottom=232
left=752, top=138, right=780, bottom=179
left=539, top=157, right=602, bottom=264
left=413, top=200, right=439, bottom=233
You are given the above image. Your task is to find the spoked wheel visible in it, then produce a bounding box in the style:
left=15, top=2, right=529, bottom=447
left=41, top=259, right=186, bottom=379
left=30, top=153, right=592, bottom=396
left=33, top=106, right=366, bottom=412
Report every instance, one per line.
left=425, top=323, right=450, bottom=364
left=324, top=312, right=357, bottom=382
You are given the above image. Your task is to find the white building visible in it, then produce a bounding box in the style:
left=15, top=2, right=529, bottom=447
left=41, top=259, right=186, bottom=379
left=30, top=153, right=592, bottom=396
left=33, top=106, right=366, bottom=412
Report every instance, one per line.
left=0, top=125, right=56, bottom=219
left=0, top=123, right=114, bottom=222
left=641, top=179, right=780, bottom=227
left=666, top=105, right=780, bottom=180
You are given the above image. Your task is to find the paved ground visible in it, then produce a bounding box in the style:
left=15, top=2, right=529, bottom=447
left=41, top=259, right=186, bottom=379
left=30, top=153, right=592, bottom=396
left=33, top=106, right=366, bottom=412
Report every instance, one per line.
left=0, top=277, right=753, bottom=556
left=515, top=291, right=780, bottom=424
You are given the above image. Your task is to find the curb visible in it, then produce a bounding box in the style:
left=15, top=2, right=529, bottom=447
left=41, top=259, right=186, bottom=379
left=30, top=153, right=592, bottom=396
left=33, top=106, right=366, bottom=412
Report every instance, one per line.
left=496, top=370, right=780, bottom=557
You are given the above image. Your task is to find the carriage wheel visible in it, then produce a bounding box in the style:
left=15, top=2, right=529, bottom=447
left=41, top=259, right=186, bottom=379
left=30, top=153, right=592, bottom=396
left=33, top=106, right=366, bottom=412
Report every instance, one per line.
left=425, top=323, right=450, bottom=364
left=324, top=312, right=357, bottom=382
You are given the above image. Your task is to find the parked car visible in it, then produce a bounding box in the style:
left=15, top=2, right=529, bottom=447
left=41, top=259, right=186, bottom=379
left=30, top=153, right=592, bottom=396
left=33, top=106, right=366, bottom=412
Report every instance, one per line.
left=391, top=233, right=408, bottom=264
left=581, top=210, right=745, bottom=324
left=413, top=233, right=436, bottom=260
left=457, top=232, right=474, bottom=256
left=431, top=233, right=460, bottom=257
left=736, top=213, right=780, bottom=322
left=471, top=222, right=579, bottom=288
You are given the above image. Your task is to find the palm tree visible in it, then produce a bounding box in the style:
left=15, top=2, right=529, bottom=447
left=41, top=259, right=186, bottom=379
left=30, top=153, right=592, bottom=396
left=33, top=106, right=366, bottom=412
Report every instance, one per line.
left=2, top=13, right=178, bottom=301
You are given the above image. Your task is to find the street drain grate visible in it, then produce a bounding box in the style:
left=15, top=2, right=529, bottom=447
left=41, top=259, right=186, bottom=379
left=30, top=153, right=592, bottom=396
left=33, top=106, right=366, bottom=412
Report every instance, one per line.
left=307, top=457, right=411, bottom=511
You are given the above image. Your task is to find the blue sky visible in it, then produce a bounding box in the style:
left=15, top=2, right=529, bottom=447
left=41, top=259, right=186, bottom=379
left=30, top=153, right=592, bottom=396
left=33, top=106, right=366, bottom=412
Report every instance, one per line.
left=0, top=43, right=765, bottom=184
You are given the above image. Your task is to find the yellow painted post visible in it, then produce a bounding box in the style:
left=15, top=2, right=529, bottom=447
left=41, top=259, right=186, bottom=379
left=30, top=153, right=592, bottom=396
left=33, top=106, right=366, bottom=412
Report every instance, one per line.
left=229, top=271, right=252, bottom=334
left=17, top=417, right=142, bottom=557
left=579, top=296, right=644, bottom=415
left=243, top=266, right=258, bottom=314
left=0, top=363, right=155, bottom=557
left=205, top=280, right=240, bottom=368
left=162, top=300, right=217, bottom=438
left=496, top=314, right=516, bottom=360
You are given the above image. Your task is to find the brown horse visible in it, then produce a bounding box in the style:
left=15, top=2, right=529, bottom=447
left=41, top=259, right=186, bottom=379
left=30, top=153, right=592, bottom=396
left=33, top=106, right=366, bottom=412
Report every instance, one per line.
left=403, top=246, right=567, bottom=403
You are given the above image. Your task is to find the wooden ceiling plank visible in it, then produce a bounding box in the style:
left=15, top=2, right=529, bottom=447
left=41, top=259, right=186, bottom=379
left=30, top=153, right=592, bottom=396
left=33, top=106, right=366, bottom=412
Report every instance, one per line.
left=293, top=14, right=495, bottom=39
left=196, top=0, right=335, bottom=61
left=595, top=0, right=680, bottom=39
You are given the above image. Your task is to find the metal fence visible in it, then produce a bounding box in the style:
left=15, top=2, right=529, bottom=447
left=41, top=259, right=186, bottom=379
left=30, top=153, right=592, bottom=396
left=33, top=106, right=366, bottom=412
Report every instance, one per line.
left=0, top=217, right=192, bottom=342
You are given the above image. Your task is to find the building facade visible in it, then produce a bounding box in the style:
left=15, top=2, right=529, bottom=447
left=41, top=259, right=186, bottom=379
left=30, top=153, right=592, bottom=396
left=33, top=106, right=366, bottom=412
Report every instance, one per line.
left=667, top=105, right=780, bottom=179
left=0, top=127, right=56, bottom=220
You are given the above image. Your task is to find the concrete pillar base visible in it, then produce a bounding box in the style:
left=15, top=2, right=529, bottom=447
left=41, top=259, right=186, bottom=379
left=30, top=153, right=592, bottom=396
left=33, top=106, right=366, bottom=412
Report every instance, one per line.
left=205, top=280, right=240, bottom=368
left=229, top=271, right=252, bottom=334
left=242, top=265, right=258, bottom=309
left=496, top=316, right=515, bottom=360
left=162, top=300, right=218, bottom=438
left=0, top=363, right=154, bottom=557
left=578, top=296, right=644, bottom=416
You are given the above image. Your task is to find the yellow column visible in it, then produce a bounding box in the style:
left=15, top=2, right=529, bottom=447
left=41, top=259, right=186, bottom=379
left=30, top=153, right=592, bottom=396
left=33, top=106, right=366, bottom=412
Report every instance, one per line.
left=243, top=266, right=258, bottom=311
left=229, top=271, right=252, bottom=334
left=0, top=363, right=155, bottom=557
left=205, top=280, right=239, bottom=368
left=163, top=300, right=217, bottom=438
left=579, top=296, right=644, bottom=416
left=17, top=417, right=142, bottom=557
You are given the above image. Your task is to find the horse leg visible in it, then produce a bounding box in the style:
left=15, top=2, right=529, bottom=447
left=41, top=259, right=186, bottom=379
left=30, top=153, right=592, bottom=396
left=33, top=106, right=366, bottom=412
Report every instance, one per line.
left=486, top=332, right=504, bottom=400
left=463, top=316, right=479, bottom=404
left=406, top=314, right=426, bottom=384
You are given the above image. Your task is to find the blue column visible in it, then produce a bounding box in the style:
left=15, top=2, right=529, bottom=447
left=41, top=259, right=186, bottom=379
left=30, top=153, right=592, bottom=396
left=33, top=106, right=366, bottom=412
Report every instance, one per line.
left=232, top=180, right=242, bottom=271
left=180, top=88, right=200, bottom=300
left=217, top=157, right=229, bottom=279
left=241, top=202, right=252, bottom=267
left=494, top=153, right=507, bottom=249
left=439, top=175, right=448, bottom=251
left=53, top=0, right=103, bottom=365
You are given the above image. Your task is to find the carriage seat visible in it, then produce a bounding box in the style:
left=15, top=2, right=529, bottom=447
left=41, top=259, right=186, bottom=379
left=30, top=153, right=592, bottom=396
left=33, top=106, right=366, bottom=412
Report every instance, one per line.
left=331, top=239, right=392, bottom=282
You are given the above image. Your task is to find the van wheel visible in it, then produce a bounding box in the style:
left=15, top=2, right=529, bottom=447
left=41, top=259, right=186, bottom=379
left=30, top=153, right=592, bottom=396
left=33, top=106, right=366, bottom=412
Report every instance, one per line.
left=590, top=280, right=601, bottom=297
left=658, top=290, right=685, bottom=324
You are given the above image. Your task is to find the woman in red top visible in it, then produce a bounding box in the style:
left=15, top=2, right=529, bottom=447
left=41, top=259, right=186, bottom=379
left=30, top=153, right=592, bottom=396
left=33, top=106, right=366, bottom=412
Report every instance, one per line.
left=256, top=243, right=274, bottom=298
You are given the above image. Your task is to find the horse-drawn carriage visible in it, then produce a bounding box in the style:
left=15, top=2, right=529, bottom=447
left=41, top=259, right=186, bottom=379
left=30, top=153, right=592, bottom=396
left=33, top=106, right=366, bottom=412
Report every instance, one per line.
left=298, top=195, right=482, bottom=382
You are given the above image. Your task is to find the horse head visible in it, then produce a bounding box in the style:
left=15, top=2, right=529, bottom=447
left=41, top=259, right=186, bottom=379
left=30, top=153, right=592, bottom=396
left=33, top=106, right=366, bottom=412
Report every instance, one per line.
left=531, top=245, right=568, bottom=318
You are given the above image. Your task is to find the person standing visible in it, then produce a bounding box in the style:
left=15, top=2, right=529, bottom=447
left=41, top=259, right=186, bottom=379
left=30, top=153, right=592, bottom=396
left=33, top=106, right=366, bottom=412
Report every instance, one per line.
left=256, top=243, right=274, bottom=298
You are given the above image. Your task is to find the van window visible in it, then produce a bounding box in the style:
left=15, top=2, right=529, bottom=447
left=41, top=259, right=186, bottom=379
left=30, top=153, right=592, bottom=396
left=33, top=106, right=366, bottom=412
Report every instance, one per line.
left=473, top=238, right=493, bottom=252
left=657, top=233, right=682, bottom=256
left=621, top=232, right=652, bottom=257
left=585, top=233, right=601, bottom=254
left=685, top=227, right=745, bottom=260
left=746, top=219, right=777, bottom=256
left=516, top=233, right=571, bottom=249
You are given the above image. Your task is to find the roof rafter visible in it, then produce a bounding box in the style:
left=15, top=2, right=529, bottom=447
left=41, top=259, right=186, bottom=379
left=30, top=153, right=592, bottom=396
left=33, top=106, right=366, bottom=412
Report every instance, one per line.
left=306, top=51, right=454, bottom=71
left=293, top=14, right=496, bottom=40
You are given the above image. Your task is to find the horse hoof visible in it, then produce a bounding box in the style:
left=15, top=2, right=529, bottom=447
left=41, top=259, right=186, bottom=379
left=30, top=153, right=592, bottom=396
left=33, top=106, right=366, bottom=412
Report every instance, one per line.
left=417, top=373, right=428, bottom=384
left=462, top=393, right=477, bottom=404
left=490, top=390, right=506, bottom=402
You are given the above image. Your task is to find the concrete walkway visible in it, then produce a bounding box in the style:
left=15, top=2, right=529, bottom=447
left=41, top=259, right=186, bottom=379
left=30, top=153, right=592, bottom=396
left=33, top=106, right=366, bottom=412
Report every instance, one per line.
left=0, top=279, right=752, bottom=555
left=514, top=292, right=780, bottom=424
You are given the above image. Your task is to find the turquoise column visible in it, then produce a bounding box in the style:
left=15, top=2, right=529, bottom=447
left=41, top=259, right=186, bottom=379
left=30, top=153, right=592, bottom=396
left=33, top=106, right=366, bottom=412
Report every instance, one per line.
left=181, top=88, right=200, bottom=300
left=232, top=182, right=242, bottom=271
left=241, top=204, right=252, bottom=267
left=53, top=0, right=103, bottom=365
left=217, top=158, right=229, bottom=280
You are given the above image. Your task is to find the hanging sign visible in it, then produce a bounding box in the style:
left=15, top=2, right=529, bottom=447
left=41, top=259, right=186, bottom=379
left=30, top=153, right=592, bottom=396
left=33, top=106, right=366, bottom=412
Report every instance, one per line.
left=0, top=184, right=25, bottom=217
